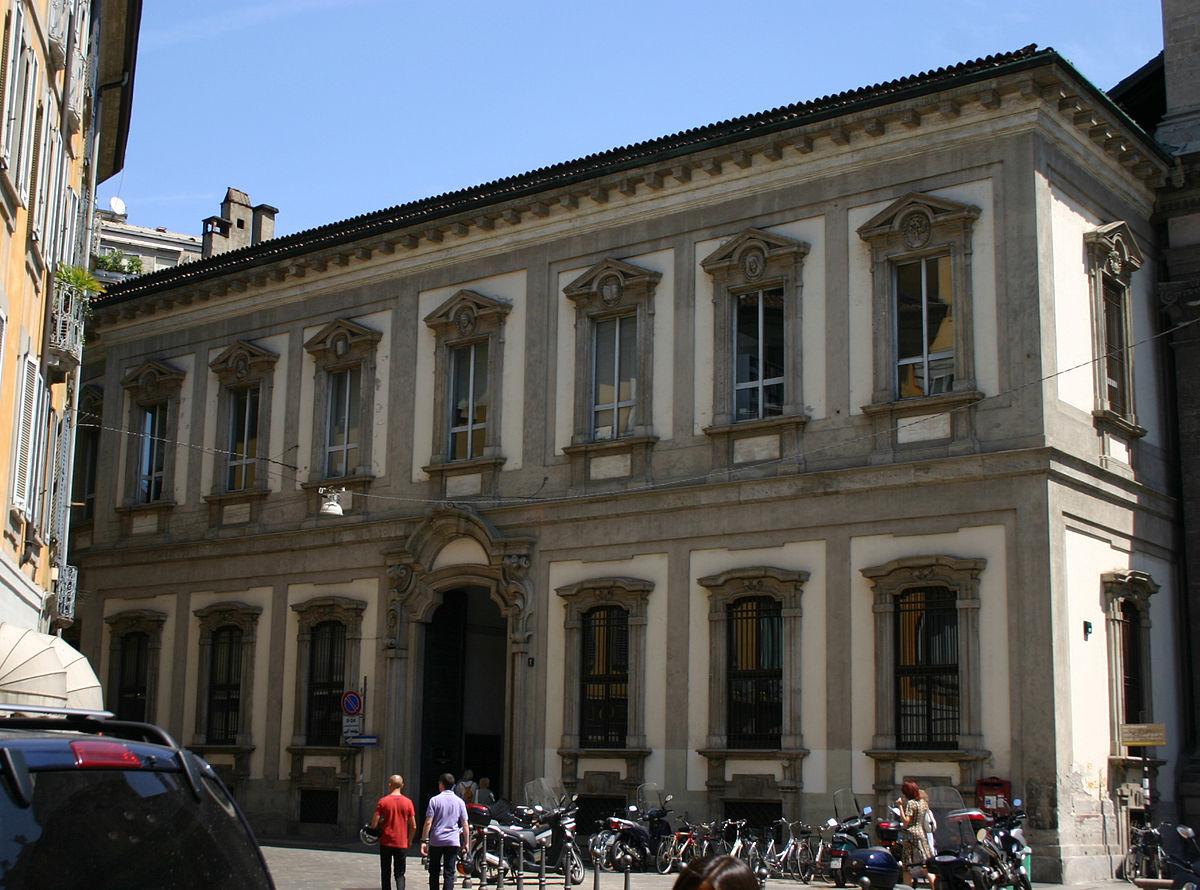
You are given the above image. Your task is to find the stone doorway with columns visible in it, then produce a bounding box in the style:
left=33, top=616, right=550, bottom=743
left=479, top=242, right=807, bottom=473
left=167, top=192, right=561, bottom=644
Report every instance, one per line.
left=382, top=505, right=535, bottom=806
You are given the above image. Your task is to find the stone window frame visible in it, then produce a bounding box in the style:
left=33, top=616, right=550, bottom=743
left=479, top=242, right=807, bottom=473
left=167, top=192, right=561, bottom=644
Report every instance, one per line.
left=561, top=259, right=661, bottom=484
left=422, top=290, right=511, bottom=497
left=104, top=608, right=166, bottom=724
left=290, top=596, right=366, bottom=749
left=1084, top=222, right=1146, bottom=440
left=118, top=360, right=185, bottom=514
left=556, top=577, right=654, bottom=790
left=192, top=601, right=262, bottom=752
left=697, top=566, right=808, bottom=753
left=860, top=556, right=986, bottom=758
left=1101, top=570, right=1158, bottom=755
left=701, top=229, right=811, bottom=426
left=208, top=340, right=279, bottom=497
left=303, top=319, right=381, bottom=487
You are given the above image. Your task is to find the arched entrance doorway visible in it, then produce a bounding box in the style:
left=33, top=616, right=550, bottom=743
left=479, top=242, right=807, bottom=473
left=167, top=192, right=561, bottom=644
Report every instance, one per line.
left=418, top=586, right=507, bottom=807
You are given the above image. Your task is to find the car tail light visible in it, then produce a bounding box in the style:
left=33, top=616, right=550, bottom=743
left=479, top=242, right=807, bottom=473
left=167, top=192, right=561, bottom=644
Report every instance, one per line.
left=70, top=739, right=142, bottom=769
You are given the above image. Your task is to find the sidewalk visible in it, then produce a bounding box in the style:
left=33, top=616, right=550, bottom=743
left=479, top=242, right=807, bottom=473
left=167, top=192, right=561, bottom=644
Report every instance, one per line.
left=259, top=847, right=1132, bottom=890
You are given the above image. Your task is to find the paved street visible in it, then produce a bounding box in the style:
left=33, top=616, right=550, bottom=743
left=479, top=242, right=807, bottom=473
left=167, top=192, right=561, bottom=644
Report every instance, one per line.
left=260, top=846, right=1131, bottom=890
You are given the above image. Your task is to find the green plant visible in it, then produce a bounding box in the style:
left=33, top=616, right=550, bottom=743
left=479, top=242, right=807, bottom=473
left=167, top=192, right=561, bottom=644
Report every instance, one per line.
left=55, top=264, right=105, bottom=294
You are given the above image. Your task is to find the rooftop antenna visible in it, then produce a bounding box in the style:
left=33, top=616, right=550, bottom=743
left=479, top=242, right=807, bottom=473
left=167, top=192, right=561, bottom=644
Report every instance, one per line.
left=108, top=195, right=126, bottom=215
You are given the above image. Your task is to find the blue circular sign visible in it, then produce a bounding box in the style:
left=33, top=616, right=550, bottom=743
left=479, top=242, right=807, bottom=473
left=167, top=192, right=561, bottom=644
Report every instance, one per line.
left=341, top=691, right=363, bottom=716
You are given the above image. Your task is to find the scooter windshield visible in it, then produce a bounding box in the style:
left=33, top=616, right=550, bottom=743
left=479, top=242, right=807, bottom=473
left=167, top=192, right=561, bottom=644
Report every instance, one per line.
left=636, top=782, right=666, bottom=812
left=923, top=784, right=967, bottom=852
left=524, top=777, right=567, bottom=809
left=833, top=787, right=861, bottom=822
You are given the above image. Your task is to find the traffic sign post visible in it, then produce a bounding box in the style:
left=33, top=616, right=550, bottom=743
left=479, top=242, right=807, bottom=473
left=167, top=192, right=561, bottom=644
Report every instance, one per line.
left=346, top=735, right=379, bottom=747
left=342, top=714, right=364, bottom=739
left=341, top=690, right=363, bottom=717
left=1120, top=723, right=1167, bottom=821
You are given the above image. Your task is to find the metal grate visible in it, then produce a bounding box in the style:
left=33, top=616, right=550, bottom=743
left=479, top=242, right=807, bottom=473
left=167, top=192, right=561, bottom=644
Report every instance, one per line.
left=306, top=621, right=346, bottom=745
left=580, top=606, right=628, bottom=748
left=207, top=625, right=243, bottom=744
left=727, top=596, right=782, bottom=748
left=895, top=586, right=959, bottom=748
left=299, top=788, right=339, bottom=824
left=54, top=564, right=77, bottom=621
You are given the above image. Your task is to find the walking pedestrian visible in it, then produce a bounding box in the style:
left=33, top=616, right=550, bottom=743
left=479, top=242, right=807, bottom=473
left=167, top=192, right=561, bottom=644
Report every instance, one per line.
left=371, top=774, right=417, bottom=890
left=475, top=777, right=496, bottom=807
left=453, top=770, right=478, bottom=801
left=421, top=773, right=470, bottom=890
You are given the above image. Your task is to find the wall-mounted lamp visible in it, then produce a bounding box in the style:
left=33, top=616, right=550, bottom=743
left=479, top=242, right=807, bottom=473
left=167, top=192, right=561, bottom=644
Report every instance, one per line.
left=319, top=487, right=346, bottom=517
left=1083, top=620, right=1093, bottom=640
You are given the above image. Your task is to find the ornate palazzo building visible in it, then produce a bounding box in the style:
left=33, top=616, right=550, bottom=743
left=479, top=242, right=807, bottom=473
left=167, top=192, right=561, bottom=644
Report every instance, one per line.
left=72, top=38, right=1193, bottom=882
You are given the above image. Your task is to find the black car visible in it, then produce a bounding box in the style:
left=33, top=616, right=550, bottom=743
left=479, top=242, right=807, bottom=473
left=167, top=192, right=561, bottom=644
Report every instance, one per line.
left=0, top=704, right=274, bottom=889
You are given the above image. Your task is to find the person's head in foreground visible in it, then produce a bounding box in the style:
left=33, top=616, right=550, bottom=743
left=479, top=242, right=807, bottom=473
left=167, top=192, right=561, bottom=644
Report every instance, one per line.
left=672, top=856, right=758, bottom=890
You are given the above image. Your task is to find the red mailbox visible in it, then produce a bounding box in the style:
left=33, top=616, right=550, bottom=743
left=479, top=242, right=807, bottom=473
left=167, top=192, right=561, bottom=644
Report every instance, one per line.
left=975, top=776, right=1013, bottom=814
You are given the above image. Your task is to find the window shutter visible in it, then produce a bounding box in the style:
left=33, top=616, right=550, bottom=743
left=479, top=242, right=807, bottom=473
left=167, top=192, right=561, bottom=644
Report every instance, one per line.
left=10, top=354, right=37, bottom=512
left=0, top=314, right=6, bottom=394
left=16, top=51, right=37, bottom=198
left=1, top=5, right=22, bottom=167
left=28, top=103, right=44, bottom=239
left=50, top=407, right=72, bottom=548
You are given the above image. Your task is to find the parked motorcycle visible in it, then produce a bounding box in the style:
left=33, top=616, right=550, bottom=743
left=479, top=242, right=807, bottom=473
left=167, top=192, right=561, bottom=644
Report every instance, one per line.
left=596, top=782, right=674, bottom=872
left=1165, top=823, right=1200, bottom=889
left=825, top=788, right=901, bottom=890
left=924, top=806, right=991, bottom=890
left=523, top=779, right=585, bottom=885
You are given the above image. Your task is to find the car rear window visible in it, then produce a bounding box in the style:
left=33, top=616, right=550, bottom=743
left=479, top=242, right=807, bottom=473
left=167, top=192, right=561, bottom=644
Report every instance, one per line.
left=0, top=767, right=273, bottom=889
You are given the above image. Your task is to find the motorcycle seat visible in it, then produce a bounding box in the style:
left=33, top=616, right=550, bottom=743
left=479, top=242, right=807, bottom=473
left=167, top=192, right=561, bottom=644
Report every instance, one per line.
left=500, top=826, right=540, bottom=845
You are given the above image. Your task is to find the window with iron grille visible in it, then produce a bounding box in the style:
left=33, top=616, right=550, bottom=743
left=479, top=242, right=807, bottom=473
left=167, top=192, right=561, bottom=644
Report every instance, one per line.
left=306, top=621, right=346, bottom=746
left=894, top=586, right=959, bottom=749
left=580, top=605, right=628, bottom=748
left=727, top=596, right=782, bottom=748
left=207, top=625, right=243, bottom=744
left=116, top=631, right=149, bottom=722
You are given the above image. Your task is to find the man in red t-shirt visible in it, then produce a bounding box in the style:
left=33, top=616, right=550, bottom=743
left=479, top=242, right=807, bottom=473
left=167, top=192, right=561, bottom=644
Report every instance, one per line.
left=370, top=774, right=417, bottom=890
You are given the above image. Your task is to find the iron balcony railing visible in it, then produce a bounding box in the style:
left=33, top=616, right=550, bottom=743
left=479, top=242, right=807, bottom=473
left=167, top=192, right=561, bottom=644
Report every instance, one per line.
left=48, top=279, right=87, bottom=369
left=55, top=565, right=78, bottom=622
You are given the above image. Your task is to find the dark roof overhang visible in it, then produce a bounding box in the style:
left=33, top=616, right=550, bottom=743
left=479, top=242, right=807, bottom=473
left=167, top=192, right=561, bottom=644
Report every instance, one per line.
left=93, top=0, right=143, bottom=184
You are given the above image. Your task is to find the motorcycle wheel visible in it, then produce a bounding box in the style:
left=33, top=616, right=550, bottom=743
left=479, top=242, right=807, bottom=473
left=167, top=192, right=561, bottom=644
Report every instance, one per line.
left=656, top=838, right=676, bottom=875
left=1015, top=871, right=1032, bottom=890
left=969, top=866, right=991, bottom=890
left=473, top=847, right=502, bottom=887
left=796, top=845, right=815, bottom=883
left=833, top=863, right=847, bottom=888
left=565, top=846, right=585, bottom=885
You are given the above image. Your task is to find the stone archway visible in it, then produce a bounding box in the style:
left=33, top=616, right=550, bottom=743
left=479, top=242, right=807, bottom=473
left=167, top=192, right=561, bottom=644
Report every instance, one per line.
left=382, top=505, right=534, bottom=799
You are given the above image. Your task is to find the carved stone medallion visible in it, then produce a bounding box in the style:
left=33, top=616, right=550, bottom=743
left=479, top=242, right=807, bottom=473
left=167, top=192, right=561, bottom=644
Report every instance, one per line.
left=454, top=304, right=477, bottom=334
left=741, top=247, right=766, bottom=281
left=901, top=211, right=932, bottom=249
left=1107, top=250, right=1124, bottom=277
left=599, top=276, right=623, bottom=308
left=234, top=355, right=250, bottom=380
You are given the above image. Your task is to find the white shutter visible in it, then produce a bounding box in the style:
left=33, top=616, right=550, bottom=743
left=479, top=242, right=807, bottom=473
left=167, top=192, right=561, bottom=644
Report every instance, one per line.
left=16, top=51, right=37, bottom=200
left=10, top=354, right=36, bottom=512
left=32, top=97, right=49, bottom=241
left=1, top=4, right=23, bottom=167
left=50, top=406, right=71, bottom=548
left=0, top=314, right=6, bottom=394
left=33, top=390, right=53, bottom=533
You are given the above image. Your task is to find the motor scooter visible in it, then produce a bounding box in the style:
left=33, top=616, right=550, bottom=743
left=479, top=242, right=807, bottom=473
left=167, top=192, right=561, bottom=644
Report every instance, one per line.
left=1165, top=823, right=1200, bottom=889
left=825, top=788, right=901, bottom=890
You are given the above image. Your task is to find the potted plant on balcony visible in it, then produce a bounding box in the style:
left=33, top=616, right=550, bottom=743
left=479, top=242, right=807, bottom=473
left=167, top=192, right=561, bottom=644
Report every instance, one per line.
left=47, top=265, right=104, bottom=375
left=54, top=263, right=105, bottom=296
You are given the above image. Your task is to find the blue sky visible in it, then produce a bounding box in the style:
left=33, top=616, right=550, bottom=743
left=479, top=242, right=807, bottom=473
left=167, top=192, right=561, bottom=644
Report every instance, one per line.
left=99, top=0, right=1165, bottom=238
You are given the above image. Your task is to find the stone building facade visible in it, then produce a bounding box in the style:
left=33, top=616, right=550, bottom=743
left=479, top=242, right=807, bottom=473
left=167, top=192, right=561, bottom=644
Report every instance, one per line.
left=73, top=45, right=1182, bottom=881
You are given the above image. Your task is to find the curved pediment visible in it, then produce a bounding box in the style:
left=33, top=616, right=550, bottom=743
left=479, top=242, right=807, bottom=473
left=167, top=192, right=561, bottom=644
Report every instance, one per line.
left=700, top=227, right=810, bottom=277
left=209, top=339, right=279, bottom=381
left=563, top=258, right=661, bottom=307
left=424, top=289, right=512, bottom=336
left=857, top=192, right=980, bottom=245
left=1085, top=221, right=1144, bottom=279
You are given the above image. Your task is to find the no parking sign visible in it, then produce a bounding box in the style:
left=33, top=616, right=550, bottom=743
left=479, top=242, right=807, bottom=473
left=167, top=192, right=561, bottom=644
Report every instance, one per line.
left=341, top=690, right=363, bottom=716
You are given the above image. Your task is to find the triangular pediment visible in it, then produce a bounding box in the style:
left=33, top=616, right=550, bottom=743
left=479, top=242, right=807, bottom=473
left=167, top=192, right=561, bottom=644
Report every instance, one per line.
left=120, top=359, right=185, bottom=393
left=423, top=289, right=511, bottom=332
left=563, top=258, right=661, bottom=300
left=700, top=227, right=809, bottom=273
left=303, top=318, right=382, bottom=356
left=209, top=339, right=279, bottom=376
left=857, top=192, right=980, bottom=241
left=1085, top=221, right=1144, bottom=272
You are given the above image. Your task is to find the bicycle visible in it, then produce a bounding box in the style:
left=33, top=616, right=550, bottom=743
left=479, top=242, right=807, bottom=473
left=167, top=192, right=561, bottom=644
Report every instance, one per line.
left=657, top=819, right=704, bottom=874
left=1123, top=822, right=1166, bottom=881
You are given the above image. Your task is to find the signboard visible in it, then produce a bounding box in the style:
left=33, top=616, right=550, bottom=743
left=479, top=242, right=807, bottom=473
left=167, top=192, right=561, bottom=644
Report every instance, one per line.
left=342, top=714, right=364, bottom=739
left=346, top=735, right=379, bottom=747
left=1120, top=723, right=1167, bottom=747
left=341, top=691, right=363, bottom=716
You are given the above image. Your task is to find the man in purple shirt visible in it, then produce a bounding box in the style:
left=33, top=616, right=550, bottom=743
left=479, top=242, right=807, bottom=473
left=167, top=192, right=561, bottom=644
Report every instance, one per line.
left=420, top=773, right=470, bottom=890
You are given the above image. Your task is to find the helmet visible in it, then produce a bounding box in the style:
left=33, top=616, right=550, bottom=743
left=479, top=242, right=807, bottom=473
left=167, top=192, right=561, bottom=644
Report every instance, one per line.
left=360, top=825, right=381, bottom=846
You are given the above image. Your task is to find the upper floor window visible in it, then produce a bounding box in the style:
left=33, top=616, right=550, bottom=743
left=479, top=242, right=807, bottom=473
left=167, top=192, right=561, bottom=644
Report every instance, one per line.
left=304, top=320, right=381, bottom=483
left=592, top=314, right=636, bottom=440
left=209, top=340, right=278, bottom=494
left=894, top=586, right=959, bottom=749
left=449, top=340, right=488, bottom=460
left=701, top=229, right=809, bottom=428
left=325, top=365, right=360, bottom=478
left=424, top=291, right=508, bottom=482
left=120, top=360, right=185, bottom=509
left=1084, top=222, right=1144, bottom=432
left=136, top=403, right=166, bottom=504
left=727, top=595, right=782, bottom=748
left=857, top=193, right=980, bottom=405
left=895, top=255, right=954, bottom=398
left=580, top=604, right=629, bottom=748
left=734, top=288, right=785, bottom=421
